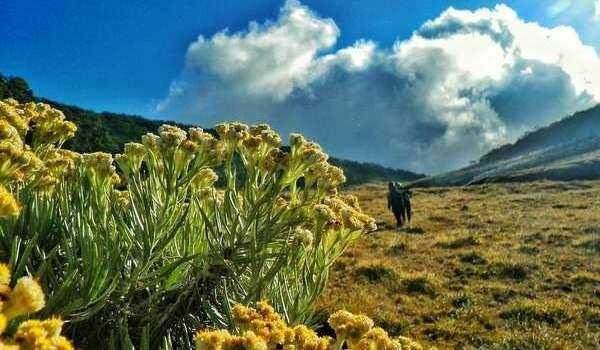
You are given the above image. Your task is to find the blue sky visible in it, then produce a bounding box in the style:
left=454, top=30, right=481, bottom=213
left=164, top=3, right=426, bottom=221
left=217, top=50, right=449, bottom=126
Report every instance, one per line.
left=0, top=0, right=593, bottom=115
left=2, top=1, right=600, bottom=172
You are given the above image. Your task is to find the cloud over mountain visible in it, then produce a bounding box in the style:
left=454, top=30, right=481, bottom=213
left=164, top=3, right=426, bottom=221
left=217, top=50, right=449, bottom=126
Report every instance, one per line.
left=157, top=0, right=600, bottom=173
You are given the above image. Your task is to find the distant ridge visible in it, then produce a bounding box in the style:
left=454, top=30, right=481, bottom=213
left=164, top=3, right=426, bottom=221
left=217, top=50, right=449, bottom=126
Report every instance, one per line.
left=480, top=105, right=600, bottom=164
left=414, top=105, right=600, bottom=187
left=1, top=72, right=424, bottom=186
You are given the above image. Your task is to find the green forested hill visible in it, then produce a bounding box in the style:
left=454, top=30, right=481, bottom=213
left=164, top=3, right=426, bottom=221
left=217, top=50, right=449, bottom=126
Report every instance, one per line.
left=42, top=99, right=191, bottom=154
left=1, top=73, right=424, bottom=185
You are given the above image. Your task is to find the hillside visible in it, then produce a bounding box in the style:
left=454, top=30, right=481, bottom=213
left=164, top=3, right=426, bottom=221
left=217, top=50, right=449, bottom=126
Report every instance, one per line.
left=414, top=105, right=600, bottom=187
left=0, top=73, right=424, bottom=185
left=480, top=105, right=600, bottom=163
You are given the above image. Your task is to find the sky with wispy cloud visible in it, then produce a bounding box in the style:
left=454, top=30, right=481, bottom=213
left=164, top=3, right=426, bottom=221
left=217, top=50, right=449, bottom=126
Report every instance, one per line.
left=2, top=1, right=600, bottom=173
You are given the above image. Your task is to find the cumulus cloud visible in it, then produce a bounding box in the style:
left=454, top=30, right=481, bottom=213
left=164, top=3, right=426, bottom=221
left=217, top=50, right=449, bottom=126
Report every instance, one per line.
left=184, top=0, right=339, bottom=100
left=546, top=0, right=600, bottom=47
left=157, top=1, right=600, bottom=174
left=548, top=0, right=600, bottom=21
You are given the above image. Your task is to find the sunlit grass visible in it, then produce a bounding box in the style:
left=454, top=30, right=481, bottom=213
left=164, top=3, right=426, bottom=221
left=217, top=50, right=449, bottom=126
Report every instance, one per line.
left=317, top=181, right=600, bottom=348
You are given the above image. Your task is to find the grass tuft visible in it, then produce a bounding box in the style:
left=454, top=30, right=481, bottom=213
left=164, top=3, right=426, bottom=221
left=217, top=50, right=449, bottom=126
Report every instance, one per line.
left=355, top=264, right=396, bottom=282
left=399, top=273, right=441, bottom=296
left=570, top=272, right=600, bottom=286
left=583, top=307, right=600, bottom=325
left=518, top=244, right=540, bottom=255
left=497, top=331, right=573, bottom=350
left=483, top=258, right=535, bottom=280
left=403, top=226, right=426, bottom=235
left=574, top=235, right=600, bottom=253
left=459, top=251, right=487, bottom=264
left=499, top=299, right=575, bottom=325
left=450, top=292, right=473, bottom=309
left=386, top=242, right=407, bottom=255
left=436, top=234, right=480, bottom=249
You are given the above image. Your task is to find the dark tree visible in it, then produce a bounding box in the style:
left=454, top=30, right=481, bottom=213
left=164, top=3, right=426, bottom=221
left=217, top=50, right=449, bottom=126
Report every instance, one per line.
left=5, top=77, right=34, bottom=102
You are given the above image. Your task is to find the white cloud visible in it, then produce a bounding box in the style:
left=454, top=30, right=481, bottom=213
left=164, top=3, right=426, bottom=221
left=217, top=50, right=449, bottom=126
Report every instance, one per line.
left=545, top=0, right=600, bottom=46
left=185, top=0, right=338, bottom=101
left=318, top=40, right=377, bottom=72
left=547, top=0, right=572, bottom=18
left=157, top=1, right=600, bottom=173
left=154, top=80, right=186, bottom=112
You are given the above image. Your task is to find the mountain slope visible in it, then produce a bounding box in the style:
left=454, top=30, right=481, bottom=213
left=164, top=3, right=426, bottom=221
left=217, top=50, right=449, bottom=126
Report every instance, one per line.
left=1, top=73, right=424, bottom=186
left=480, top=105, right=600, bottom=163
left=414, top=105, right=600, bottom=187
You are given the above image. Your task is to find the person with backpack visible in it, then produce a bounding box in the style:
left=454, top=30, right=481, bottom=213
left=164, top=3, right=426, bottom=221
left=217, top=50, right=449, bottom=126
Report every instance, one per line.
left=387, top=182, right=412, bottom=229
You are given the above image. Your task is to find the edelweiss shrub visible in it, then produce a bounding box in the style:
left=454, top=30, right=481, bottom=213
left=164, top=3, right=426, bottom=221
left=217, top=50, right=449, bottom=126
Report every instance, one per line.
left=0, top=263, right=73, bottom=349
left=0, top=99, right=376, bottom=347
left=195, top=301, right=427, bottom=350
left=0, top=99, right=77, bottom=217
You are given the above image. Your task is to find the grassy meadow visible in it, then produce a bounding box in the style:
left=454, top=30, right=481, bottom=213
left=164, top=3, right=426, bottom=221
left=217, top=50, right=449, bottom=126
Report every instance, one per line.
left=317, top=181, right=600, bottom=349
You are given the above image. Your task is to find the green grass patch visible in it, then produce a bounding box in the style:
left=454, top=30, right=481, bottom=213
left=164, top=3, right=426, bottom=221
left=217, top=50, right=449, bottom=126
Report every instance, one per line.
left=483, top=259, right=535, bottom=280
left=436, top=234, right=480, bottom=249
left=355, top=264, right=396, bottom=282
left=373, top=312, right=410, bottom=336
left=571, top=272, right=600, bottom=286
left=574, top=235, right=600, bottom=253
left=450, top=292, right=473, bottom=309
left=403, top=227, right=425, bottom=235
left=583, top=307, right=600, bottom=325
left=459, top=251, right=487, bottom=264
left=386, top=242, right=407, bottom=255
left=499, top=299, right=575, bottom=325
left=400, top=273, right=440, bottom=296
left=518, top=244, right=540, bottom=255
left=496, top=332, right=572, bottom=350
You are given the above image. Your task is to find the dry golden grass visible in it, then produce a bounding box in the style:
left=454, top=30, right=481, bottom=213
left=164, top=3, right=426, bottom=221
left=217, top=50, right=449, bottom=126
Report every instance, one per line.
left=317, top=181, right=600, bottom=349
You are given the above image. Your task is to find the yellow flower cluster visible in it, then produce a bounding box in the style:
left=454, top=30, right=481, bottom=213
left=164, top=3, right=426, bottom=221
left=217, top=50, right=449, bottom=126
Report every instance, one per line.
left=320, top=195, right=377, bottom=233
left=192, top=168, right=219, bottom=191
left=196, top=301, right=327, bottom=350
left=0, top=263, right=73, bottom=350
left=293, top=228, right=314, bottom=247
left=196, top=302, right=427, bottom=350
left=290, top=193, right=376, bottom=251
left=0, top=185, right=20, bottom=218
left=241, top=124, right=282, bottom=168
left=0, top=99, right=80, bottom=216
left=327, top=311, right=425, bottom=350
left=113, top=121, right=376, bottom=233
left=285, top=133, right=344, bottom=189
left=0, top=99, right=76, bottom=147
left=134, top=125, right=224, bottom=182
left=82, top=152, right=119, bottom=188
left=328, top=310, right=374, bottom=347
left=115, top=142, right=145, bottom=177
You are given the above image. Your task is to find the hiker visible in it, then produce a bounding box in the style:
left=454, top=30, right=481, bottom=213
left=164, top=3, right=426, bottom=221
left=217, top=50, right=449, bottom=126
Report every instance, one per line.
left=387, top=182, right=412, bottom=229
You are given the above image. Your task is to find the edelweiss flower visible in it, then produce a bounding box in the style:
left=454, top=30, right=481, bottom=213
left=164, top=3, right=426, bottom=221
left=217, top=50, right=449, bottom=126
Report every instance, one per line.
left=294, top=228, right=314, bottom=247
left=0, top=185, right=20, bottom=217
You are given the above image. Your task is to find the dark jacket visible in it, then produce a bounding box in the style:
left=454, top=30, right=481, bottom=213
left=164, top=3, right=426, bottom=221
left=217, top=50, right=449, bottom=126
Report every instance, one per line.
left=388, top=182, right=411, bottom=226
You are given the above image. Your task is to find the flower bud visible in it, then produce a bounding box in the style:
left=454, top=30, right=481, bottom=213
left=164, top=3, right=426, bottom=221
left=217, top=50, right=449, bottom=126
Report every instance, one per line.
left=0, top=185, right=20, bottom=217
left=3, top=276, right=45, bottom=320
left=293, top=228, right=314, bottom=247
left=192, top=168, right=219, bottom=189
